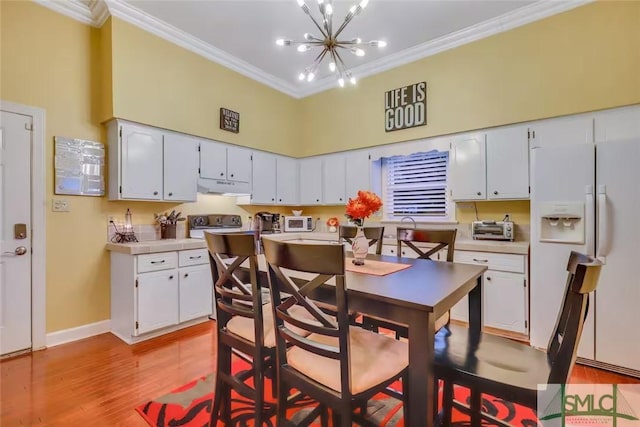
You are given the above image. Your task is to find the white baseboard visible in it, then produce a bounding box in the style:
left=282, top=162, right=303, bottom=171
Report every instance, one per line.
left=45, top=320, right=111, bottom=348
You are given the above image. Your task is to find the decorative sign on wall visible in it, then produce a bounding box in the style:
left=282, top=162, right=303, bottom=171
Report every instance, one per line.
left=54, top=136, right=105, bottom=196
left=220, top=108, right=240, bottom=133
left=384, top=81, right=427, bottom=132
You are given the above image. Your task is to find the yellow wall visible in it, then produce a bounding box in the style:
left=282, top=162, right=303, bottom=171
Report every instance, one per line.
left=298, top=1, right=640, bottom=157
left=1, top=0, right=637, bottom=334
left=108, top=18, right=301, bottom=155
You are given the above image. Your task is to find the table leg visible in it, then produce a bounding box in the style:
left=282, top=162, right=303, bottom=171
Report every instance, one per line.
left=406, top=310, right=435, bottom=427
left=468, top=275, right=483, bottom=338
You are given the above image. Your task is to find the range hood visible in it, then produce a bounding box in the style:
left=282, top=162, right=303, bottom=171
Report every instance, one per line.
left=197, top=176, right=251, bottom=195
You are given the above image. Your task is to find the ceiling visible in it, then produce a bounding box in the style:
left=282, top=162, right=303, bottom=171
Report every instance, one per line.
left=43, top=0, right=590, bottom=98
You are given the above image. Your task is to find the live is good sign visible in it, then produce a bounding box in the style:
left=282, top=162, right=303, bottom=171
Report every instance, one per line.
left=384, top=82, right=427, bottom=132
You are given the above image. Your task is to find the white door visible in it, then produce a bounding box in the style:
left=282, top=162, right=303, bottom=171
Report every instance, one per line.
left=486, top=126, right=529, bottom=200
left=163, top=133, right=198, bottom=202
left=136, top=269, right=179, bottom=335
left=276, top=156, right=299, bottom=204
left=251, top=151, right=277, bottom=204
left=0, top=111, right=32, bottom=355
left=299, top=157, right=323, bottom=205
left=179, top=264, right=213, bottom=322
left=120, top=123, right=163, bottom=200
left=483, top=271, right=527, bottom=334
left=450, top=133, right=486, bottom=200
left=199, top=140, right=227, bottom=180
left=227, top=146, right=252, bottom=183
left=323, top=154, right=346, bottom=204
left=345, top=151, right=371, bottom=199
left=594, top=139, right=640, bottom=371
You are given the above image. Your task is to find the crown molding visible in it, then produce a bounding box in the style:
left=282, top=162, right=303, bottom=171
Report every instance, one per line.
left=33, top=0, right=96, bottom=27
left=34, top=0, right=593, bottom=99
left=296, top=0, right=594, bottom=98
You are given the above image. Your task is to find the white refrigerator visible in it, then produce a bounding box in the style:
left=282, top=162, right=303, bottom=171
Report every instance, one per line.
left=530, top=107, right=640, bottom=375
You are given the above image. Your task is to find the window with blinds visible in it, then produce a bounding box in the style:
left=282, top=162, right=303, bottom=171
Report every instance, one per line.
left=382, top=150, right=449, bottom=219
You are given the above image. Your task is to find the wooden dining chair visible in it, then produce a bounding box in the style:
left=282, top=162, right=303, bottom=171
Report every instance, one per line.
left=435, top=251, right=602, bottom=426
left=205, top=231, right=273, bottom=425
left=262, top=239, right=410, bottom=427
left=339, top=225, right=385, bottom=255
left=362, top=227, right=457, bottom=336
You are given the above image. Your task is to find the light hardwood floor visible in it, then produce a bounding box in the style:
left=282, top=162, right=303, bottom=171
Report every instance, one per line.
left=1, top=321, right=637, bottom=426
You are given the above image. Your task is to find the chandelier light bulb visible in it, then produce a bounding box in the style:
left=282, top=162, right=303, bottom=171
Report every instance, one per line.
left=297, top=44, right=309, bottom=52
left=338, top=78, right=345, bottom=87
left=307, top=72, right=315, bottom=82
left=350, top=75, right=357, bottom=85
left=298, top=72, right=306, bottom=81
left=349, top=5, right=357, bottom=14
left=325, top=3, right=333, bottom=15
left=352, top=37, right=362, bottom=44
left=329, top=61, right=336, bottom=72
left=351, top=47, right=365, bottom=57
left=297, top=0, right=305, bottom=6
left=304, top=33, right=313, bottom=41
left=317, top=0, right=323, bottom=4
left=276, top=39, right=286, bottom=46
left=371, top=40, right=387, bottom=48
left=359, top=0, right=369, bottom=9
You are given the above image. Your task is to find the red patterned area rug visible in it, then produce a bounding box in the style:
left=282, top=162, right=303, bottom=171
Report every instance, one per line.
left=136, top=359, right=538, bottom=426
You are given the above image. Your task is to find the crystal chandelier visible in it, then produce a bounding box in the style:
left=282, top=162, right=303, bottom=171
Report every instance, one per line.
left=276, top=0, right=387, bottom=87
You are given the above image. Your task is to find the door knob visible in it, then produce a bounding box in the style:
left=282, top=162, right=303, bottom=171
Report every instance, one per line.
left=4, top=246, right=27, bottom=256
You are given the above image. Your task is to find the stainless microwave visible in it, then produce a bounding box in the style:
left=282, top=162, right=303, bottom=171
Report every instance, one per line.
left=283, top=216, right=314, bottom=232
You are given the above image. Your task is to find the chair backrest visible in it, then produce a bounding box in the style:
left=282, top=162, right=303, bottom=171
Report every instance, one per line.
left=546, top=251, right=602, bottom=384
left=339, top=225, right=385, bottom=255
left=205, top=232, right=266, bottom=347
left=262, top=239, right=353, bottom=395
left=396, top=228, right=457, bottom=261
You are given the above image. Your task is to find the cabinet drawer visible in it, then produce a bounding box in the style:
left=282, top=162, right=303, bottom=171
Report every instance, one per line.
left=179, top=249, right=209, bottom=267
left=454, top=251, right=524, bottom=273
left=137, top=252, right=178, bottom=273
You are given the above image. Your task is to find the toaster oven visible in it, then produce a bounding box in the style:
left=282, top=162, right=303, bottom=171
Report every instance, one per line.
left=472, top=220, right=514, bottom=241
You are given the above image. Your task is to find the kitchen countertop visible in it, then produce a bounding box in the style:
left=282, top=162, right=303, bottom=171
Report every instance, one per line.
left=105, top=233, right=529, bottom=256
left=105, top=238, right=206, bottom=255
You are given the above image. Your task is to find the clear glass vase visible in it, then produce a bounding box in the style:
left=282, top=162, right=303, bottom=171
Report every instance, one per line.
left=351, top=226, right=369, bottom=265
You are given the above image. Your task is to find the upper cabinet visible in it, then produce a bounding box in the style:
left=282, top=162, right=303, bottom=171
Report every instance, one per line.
left=450, top=127, right=529, bottom=201
left=450, top=132, right=487, bottom=201
left=250, top=152, right=299, bottom=205
left=299, top=157, right=323, bottom=205
left=200, top=141, right=251, bottom=184
left=528, top=115, right=594, bottom=149
left=345, top=150, right=371, bottom=200
left=323, top=154, right=346, bottom=205
left=107, top=120, right=198, bottom=202
left=485, top=125, right=529, bottom=200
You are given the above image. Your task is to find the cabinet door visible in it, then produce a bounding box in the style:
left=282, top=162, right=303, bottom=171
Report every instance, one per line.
left=486, top=126, right=529, bottom=200
left=299, top=157, right=323, bottom=205
left=323, top=154, right=346, bottom=205
left=120, top=123, right=164, bottom=200
left=483, top=271, right=527, bottom=334
left=251, top=151, right=277, bottom=204
left=199, top=140, right=227, bottom=180
left=529, top=115, right=593, bottom=149
left=276, top=156, right=299, bottom=204
left=450, top=133, right=486, bottom=200
left=179, top=264, right=213, bottom=322
left=136, top=269, right=179, bottom=335
left=381, top=245, right=418, bottom=258
left=345, top=151, right=371, bottom=199
left=227, top=146, right=252, bottom=183
left=163, top=133, right=199, bottom=202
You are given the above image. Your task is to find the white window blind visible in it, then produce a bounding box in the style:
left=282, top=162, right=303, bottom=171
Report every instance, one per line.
left=383, top=151, right=449, bottom=218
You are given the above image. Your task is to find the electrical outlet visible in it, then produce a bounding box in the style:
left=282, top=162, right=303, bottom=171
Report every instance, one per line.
left=52, top=199, right=70, bottom=212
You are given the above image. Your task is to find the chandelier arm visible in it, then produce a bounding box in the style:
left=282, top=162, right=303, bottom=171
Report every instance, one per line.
left=333, top=49, right=349, bottom=74
left=334, top=10, right=359, bottom=39
left=305, top=12, right=329, bottom=39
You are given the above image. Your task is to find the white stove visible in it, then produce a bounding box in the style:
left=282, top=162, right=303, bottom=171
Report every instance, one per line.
left=187, top=214, right=246, bottom=238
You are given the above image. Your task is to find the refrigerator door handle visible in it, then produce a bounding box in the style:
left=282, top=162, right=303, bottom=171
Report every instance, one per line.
left=597, top=185, right=610, bottom=262
left=585, top=186, right=595, bottom=257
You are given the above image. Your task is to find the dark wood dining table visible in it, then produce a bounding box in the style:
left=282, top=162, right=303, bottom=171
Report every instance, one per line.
left=306, top=253, right=487, bottom=426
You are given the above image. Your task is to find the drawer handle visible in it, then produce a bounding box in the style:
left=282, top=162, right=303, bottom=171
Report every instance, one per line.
left=150, top=260, right=166, bottom=264
left=472, top=258, right=489, bottom=263
left=189, top=255, right=202, bottom=260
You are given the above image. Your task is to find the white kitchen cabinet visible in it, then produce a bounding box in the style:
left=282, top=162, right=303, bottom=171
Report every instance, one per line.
left=276, top=156, right=299, bottom=205
left=251, top=151, right=277, bottom=204
left=345, top=150, right=371, bottom=200
left=528, top=115, right=594, bottom=149
left=486, top=126, right=529, bottom=200
left=299, top=157, right=323, bottom=205
left=107, top=120, right=198, bottom=202
left=200, top=141, right=252, bottom=183
left=450, top=133, right=487, bottom=201
left=110, top=248, right=212, bottom=344
left=164, top=133, right=199, bottom=201
left=323, top=154, right=347, bottom=205
left=451, top=250, right=528, bottom=337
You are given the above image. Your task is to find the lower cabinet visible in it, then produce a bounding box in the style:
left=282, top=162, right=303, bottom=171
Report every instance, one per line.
left=110, top=248, right=213, bottom=344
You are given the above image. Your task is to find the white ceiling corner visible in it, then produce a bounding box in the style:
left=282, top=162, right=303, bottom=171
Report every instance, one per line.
left=34, top=0, right=594, bottom=99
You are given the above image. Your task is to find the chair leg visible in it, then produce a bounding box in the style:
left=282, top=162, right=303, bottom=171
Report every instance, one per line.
left=211, top=344, right=232, bottom=426
left=277, top=379, right=290, bottom=425
left=254, top=369, right=264, bottom=426
left=442, top=380, right=453, bottom=426
left=470, top=387, right=482, bottom=427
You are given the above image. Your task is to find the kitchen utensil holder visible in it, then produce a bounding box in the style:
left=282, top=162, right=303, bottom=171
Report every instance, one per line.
left=161, top=223, right=177, bottom=239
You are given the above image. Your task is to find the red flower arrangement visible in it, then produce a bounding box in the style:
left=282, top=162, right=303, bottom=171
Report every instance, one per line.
left=345, top=191, right=383, bottom=227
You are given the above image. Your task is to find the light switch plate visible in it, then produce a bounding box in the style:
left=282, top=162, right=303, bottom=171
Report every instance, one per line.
left=52, top=199, right=70, bottom=212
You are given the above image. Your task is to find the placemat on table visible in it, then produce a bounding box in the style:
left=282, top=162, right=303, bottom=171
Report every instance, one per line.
left=345, top=258, right=411, bottom=276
